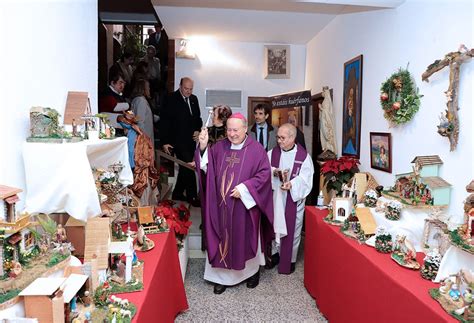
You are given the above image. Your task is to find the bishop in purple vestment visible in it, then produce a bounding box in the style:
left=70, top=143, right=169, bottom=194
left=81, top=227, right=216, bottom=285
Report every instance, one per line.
left=195, top=113, right=274, bottom=294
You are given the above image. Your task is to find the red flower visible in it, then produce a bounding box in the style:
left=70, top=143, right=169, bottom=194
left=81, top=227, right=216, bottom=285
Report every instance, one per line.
left=154, top=200, right=192, bottom=238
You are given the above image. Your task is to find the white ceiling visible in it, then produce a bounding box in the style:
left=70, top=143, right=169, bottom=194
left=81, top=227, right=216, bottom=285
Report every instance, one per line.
left=152, top=0, right=405, bottom=44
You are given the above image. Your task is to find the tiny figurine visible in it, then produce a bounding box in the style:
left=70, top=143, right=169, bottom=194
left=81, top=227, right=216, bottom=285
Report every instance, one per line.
left=364, top=189, right=378, bottom=207
left=374, top=226, right=393, bottom=253
left=385, top=200, right=402, bottom=221
left=420, top=248, right=442, bottom=281
left=84, top=311, right=91, bottom=323
left=72, top=118, right=78, bottom=137
left=449, top=284, right=461, bottom=301
left=70, top=295, right=78, bottom=312
left=391, top=234, right=420, bottom=270
left=113, top=255, right=125, bottom=280
left=439, top=277, right=454, bottom=294
left=56, top=224, right=67, bottom=243
left=463, top=288, right=473, bottom=304
left=82, top=290, right=92, bottom=307
left=134, top=225, right=155, bottom=251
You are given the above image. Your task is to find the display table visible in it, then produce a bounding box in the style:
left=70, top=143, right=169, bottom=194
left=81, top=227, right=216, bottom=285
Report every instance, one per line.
left=115, top=231, right=188, bottom=323
left=304, top=206, right=455, bottom=323
left=23, top=137, right=133, bottom=221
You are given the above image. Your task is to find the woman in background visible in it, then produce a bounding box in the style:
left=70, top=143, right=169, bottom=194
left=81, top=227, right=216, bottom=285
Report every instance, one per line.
left=207, top=105, right=232, bottom=145
left=130, top=78, right=155, bottom=150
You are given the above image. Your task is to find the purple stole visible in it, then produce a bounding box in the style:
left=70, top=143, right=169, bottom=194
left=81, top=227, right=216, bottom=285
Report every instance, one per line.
left=271, top=144, right=307, bottom=274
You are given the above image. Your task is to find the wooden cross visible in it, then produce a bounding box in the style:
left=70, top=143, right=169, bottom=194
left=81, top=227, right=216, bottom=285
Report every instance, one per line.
left=225, top=152, right=240, bottom=168
left=422, top=45, right=474, bottom=151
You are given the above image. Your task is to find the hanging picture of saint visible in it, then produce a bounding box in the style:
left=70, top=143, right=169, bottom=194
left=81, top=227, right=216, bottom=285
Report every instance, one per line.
left=342, top=55, right=363, bottom=158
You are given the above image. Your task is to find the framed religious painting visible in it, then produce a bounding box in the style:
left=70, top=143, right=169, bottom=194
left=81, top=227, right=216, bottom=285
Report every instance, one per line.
left=370, top=132, right=392, bottom=173
left=264, top=45, right=290, bottom=79
left=341, top=55, right=363, bottom=158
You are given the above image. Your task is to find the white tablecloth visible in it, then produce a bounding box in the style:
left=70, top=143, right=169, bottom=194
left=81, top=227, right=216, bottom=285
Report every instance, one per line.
left=370, top=207, right=430, bottom=252
left=23, top=138, right=133, bottom=221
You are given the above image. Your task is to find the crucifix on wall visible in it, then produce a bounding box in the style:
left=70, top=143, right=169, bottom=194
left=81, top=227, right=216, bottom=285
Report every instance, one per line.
left=421, top=44, right=474, bottom=151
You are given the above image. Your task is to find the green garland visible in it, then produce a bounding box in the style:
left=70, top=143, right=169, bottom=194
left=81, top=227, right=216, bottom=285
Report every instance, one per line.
left=380, top=68, right=423, bottom=126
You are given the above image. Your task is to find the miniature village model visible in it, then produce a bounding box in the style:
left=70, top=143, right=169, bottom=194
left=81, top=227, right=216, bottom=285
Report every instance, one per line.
left=391, top=234, right=420, bottom=270
left=384, top=155, right=451, bottom=207
left=449, top=180, right=474, bottom=254
left=431, top=269, right=474, bottom=322
left=0, top=185, right=72, bottom=309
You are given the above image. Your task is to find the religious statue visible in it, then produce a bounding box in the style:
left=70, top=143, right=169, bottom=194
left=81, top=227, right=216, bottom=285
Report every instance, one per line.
left=318, top=86, right=337, bottom=156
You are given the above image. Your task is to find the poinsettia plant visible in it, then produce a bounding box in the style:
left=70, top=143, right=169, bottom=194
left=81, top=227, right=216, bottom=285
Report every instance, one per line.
left=154, top=200, right=192, bottom=251
left=320, top=156, right=360, bottom=196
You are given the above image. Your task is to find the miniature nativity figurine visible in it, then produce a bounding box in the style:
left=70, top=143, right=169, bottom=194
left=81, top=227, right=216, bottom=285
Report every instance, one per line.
left=388, top=155, right=451, bottom=207
left=56, top=224, right=68, bottom=243
left=448, top=179, right=474, bottom=254
left=431, top=269, right=474, bottom=321
left=134, top=225, right=155, bottom=251
left=391, top=234, right=420, bottom=270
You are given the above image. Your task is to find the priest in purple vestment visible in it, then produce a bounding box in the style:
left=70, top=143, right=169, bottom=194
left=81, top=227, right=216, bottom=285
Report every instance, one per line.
left=267, top=123, right=314, bottom=274
left=195, top=113, right=274, bottom=294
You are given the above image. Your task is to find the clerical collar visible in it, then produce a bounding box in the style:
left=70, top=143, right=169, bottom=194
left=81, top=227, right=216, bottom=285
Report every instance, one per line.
left=231, top=135, right=248, bottom=150
left=109, top=85, right=122, bottom=96
left=282, top=144, right=296, bottom=152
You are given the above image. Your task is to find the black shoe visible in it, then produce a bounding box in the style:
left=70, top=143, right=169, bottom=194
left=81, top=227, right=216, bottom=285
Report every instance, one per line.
left=264, top=253, right=280, bottom=269
left=290, top=262, right=296, bottom=274
left=188, top=197, right=201, bottom=208
left=213, top=283, right=226, bottom=294
left=172, top=193, right=187, bottom=201
left=246, top=270, right=260, bottom=288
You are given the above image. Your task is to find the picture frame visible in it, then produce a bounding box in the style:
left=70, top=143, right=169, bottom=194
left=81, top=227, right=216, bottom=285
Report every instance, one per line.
left=264, top=45, right=290, bottom=79
left=271, top=106, right=303, bottom=129
left=342, top=55, right=363, bottom=158
left=370, top=132, right=392, bottom=173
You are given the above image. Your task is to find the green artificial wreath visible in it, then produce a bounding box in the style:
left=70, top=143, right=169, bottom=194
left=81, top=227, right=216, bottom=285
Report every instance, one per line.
left=380, top=68, right=423, bottom=126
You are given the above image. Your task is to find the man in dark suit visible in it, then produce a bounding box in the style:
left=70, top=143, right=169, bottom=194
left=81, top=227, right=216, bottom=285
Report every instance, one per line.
left=161, top=77, right=202, bottom=206
left=147, top=22, right=168, bottom=89
left=249, top=103, right=278, bottom=151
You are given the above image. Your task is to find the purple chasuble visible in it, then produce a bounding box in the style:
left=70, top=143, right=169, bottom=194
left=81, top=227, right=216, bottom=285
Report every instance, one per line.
left=271, top=144, right=307, bottom=274
left=195, top=136, right=274, bottom=270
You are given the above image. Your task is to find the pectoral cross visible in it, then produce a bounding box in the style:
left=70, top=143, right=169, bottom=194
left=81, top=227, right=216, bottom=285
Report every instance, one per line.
left=225, top=152, right=240, bottom=168
left=422, top=44, right=474, bottom=151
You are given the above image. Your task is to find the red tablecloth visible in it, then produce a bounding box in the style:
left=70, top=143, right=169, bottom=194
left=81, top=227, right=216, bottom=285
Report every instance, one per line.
left=116, top=230, right=188, bottom=323
left=304, top=206, right=455, bottom=323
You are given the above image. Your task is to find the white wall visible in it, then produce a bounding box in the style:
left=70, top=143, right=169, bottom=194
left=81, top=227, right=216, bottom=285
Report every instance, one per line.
left=174, top=39, right=307, bottom=119
left=305, top=0, right=473, bottom=221
left=0, top=0, right=98, bottom=209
